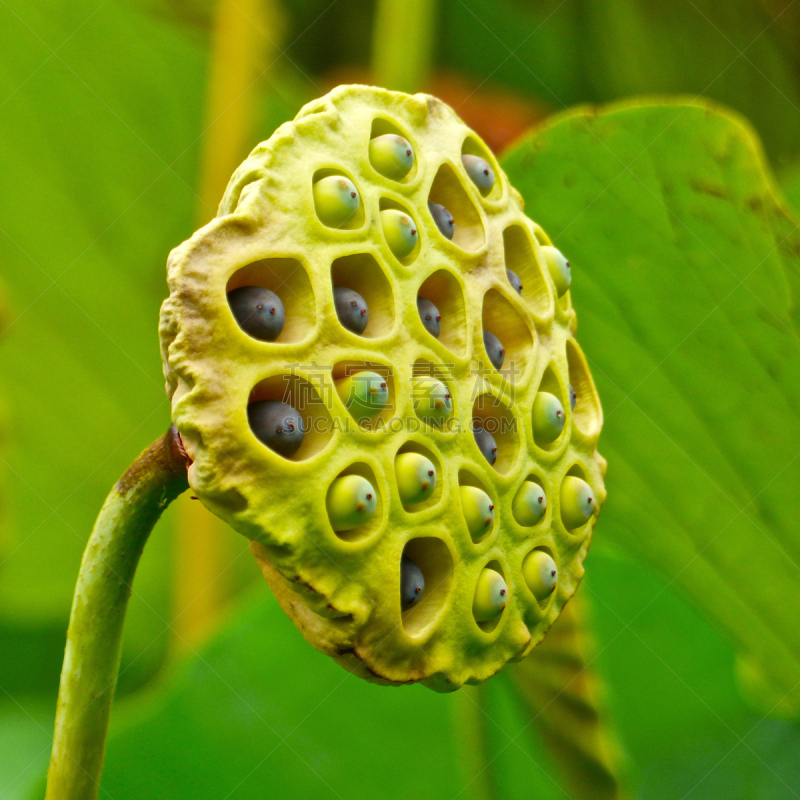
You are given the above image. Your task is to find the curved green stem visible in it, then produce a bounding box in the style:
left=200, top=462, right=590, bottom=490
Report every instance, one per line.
left=45, top=427, right=189, bottom=800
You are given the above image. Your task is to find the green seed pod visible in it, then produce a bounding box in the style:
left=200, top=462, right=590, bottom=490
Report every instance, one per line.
left=532, top=391, right=565, bottom=444
left=560, top=476, right=595, bottom=530
left=369, top=133, right=415, bottom=180
left=313, top=175, right=360, bottom=228
left=326, top=474, right=377, bottom=531
left=380, top=208, right=418, bottom=260
left=462, top=154, right=495, bottom=195
left=541, top=245, right=571, bottom=297
left=161, top=86, right=605, bottom=690
left=473, top=568, right=507, bottom=623
left=512, top=480, right=546, bottom=526
left=522, top=550, right=557, bottom=601
left=411, top=376, right=453, bottom=426
left=395, top=452, right=436, bottom=505
left=337, top=370, right=389, bottom=420
left=459, top=485, right=494, bottom=539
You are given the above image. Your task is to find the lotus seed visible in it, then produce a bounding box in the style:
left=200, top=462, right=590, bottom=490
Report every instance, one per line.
left=417, top=296, right=441, bottom=339
left=532, top=391, right=565, bottom=444
left=326, top=474, right=377, bottom=531
left=473, top=567, right=507, bottom=623
left=462, top=154, right=495, bottom=195
left=506, top=268, right=522, bottom=294
left=395, top=452, right=437, bottom=506
left=313, top=175, right=360, bottom=228
left=522, top=550, right=558, bottom=601
left=460, top=485, right=495, bottom=540
left=337, top=370, right=389, bottom=420
left=380, top=208, right=418, bottom=259
left=333, top=286, right=369, bottom=334
left=428, top=202, right=455, bottom=241
left=483, top=329, right=505, bottom=370
left=369, top=133, right=414, bottom=180
left=400, top=555, right=425, bottom=610
left=512, top=480, right=546, bottom=526
left=569, top=384, right=577, bottom=410
left=248, top=399, right=304, bottom=458
left=541, top=245, right=571, bottom=296
left=473, top=426, right=497, bottom=466
left=411, top=376, right=453, bottom=426
left=227, top=286, right=285, bottom=342
left=560, top=475, right=595, bottom=530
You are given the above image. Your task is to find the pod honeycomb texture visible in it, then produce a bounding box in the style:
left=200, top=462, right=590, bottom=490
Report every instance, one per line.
left=159, top=85, right=606, bottom=691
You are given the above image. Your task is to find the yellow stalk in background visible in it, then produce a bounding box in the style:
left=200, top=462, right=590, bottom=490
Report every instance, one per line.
left=172, top=0, right=285, bottom=650
left=372, top=0, right=436, bottom=92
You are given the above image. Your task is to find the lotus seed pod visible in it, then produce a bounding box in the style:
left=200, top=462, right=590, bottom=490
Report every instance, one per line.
left=161, top=86, right=606, bottom=690
left=333, top=286, right=369, bottom=334
left=483, top=329, right=505, bottom=370
left=473, top=426, right=498, bottom=466
left=248, top=400, right=305, bottom=458
left=395, top=452, right=437, bottom=505
left=313, top=175, right=360, bottom=228
left=522, top=550, right=558, bottom=601
left=411, top=376, right=453, bottom=426
left=227, top=286, right=285, bottom=342
left=428, top=201, right=455, bottom=240
left=326, top=474, right=377, bottom=531
left=462, top=153, right=495, bottom=195
left=337, top=370, right=389, bottom=420
left=560, top=476, right=595, bottom=530
left=473, top=568, right=507, bottom=623
left=417, top=296, right=441, bottom=339
left=506, top=268, right=522, bottom=295
left=400, top=555, right=425, bottom=610
left=460, top=485, right=494, bottom=539
left=532, top=391, right=565, bottom=444
left=512, top=480, right=546, bottom=526
left=569, top=384, right=577, bottom=411
left=541, top=245, right=571, bottom=296
left=369, top=133, right=414, bottom=180
left=380, top=208, right=418, bottom=259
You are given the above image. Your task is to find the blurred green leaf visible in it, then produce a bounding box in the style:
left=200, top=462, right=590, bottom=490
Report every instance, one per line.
left=502, top=100, right=800, bottom=714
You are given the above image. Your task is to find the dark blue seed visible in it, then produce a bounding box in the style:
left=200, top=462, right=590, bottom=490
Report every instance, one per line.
left=401, top=555, right=425, bottom=610
left=474, top=426, right=498, bottom=466
left=506, top=268, right=522, bottom=294
left=248, top=400, right=304, bottom=458
left=417, top=296, right=441, bottom=339
left=228, top=286, right=285, bottom=341
left=569, top=384, right=577, bottom=410
left=483, top=329, right=505, bottom=370
left=428, top=202, right=454, bottom=240
left=333, top=286, right=369, bottom=334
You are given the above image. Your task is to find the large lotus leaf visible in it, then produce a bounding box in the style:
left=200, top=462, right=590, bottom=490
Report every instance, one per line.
left=501, top=100, right=800, bottom=715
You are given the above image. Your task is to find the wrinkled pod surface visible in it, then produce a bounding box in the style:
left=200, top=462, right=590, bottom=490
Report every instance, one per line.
left=159, top=85, right=606, bottom=691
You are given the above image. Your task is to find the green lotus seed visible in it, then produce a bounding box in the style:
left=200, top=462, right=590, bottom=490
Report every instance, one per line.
left=459, top=485, right=494, bottom=540
left=472, top=567, right=507, bottom=623
left=560, top=475, right=595, bottom=530
left=473, top=426, right=497, bottom=466
left=313, top=175, right=360, bottom=228
left=532, top=391, right=565, bottom=444
left=569, top=384, right=577, bottom=410
left=369, top=133, right=414, bottom=180
left=483, top=329, right=505, bottom=370
left=522, top=550, right=558, bottom=601
left=395, top=452, right=437, bottom=505
left=541, top=245, right=571, bottom=296
left=506, top=268, right=522, bottom=295
left=337, top=370, right=389, bottom=420
left=400, top=555, right=425, bottom=610
left=380, top=208, right=418, bottom=260
left=333, top=286, right=369, bottom=334
left=512, top=480, right=546, bottom=526
left=428, top=202, right=455, bottom=240
left=411, top=376, right=453, bottom=426
left=326, top=474, right=377, bottom=531
left=462, top=154, right=495, bottom=195
left=417, top=296, right=441, bottom=339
